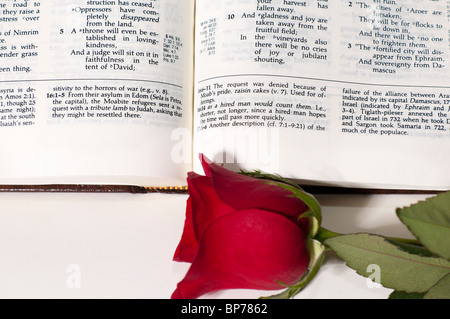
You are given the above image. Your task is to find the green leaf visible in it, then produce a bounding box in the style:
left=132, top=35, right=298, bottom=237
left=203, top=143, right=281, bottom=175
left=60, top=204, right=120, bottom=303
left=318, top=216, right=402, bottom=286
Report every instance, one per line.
left=424, top=274, right=450, bottom=299
left=388, top=291, right=426, bottom=299
left=397, top=191, right=450, bottom=260
left=385, top=238, right=435, bottom=258
left=261, top=239, right=326, bottom=299
left=325, top=233, right=450, bottom=293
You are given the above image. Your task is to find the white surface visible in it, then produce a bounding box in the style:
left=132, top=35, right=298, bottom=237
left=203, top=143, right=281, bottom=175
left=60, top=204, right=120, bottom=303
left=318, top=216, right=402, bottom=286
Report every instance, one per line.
left=0, top=191, right=433, bottom=299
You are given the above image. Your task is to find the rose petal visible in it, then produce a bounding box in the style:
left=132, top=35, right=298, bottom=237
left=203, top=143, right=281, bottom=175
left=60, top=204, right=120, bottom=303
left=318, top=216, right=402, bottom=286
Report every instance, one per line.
left=172, top=209, right=310, bottom=299
left=173, top=172, right=234, bottom=263
left=203, top=158, right=308, bottom=222
left=173, top=197, right=197, bottom=262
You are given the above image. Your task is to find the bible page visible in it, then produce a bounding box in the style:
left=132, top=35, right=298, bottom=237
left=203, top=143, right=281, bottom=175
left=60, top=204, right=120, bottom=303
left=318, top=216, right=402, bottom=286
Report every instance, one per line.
left=0, top=0, right=194, bottom=186
left=193, top=0, right=450, bottom=190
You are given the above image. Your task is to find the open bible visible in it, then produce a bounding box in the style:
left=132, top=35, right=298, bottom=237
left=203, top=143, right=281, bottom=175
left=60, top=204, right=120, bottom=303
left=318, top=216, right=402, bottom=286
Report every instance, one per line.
left=0, top=0, right=449, bottom=191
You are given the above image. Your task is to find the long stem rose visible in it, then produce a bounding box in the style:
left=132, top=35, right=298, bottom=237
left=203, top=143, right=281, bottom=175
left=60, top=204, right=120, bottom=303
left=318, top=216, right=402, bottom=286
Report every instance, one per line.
left=172, top=155, right=318, bottom=299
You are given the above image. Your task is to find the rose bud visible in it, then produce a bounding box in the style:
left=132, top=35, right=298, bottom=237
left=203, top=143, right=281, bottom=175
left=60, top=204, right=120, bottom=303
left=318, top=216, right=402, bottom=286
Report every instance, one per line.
left=172, top=155, right=314, bottom=299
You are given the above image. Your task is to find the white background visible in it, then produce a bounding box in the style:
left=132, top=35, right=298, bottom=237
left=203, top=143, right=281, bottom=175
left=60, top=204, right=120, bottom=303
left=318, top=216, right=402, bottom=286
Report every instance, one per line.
left=0, top=191, right=433, bottom=299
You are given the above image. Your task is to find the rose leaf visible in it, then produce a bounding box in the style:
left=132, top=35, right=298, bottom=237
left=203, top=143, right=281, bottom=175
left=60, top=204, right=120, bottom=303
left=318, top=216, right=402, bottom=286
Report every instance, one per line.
left=424, top=273, right=450, bottom=299
left=396, top=191, right=450, bottom=260
left=325, top=233, right=450, bottom=293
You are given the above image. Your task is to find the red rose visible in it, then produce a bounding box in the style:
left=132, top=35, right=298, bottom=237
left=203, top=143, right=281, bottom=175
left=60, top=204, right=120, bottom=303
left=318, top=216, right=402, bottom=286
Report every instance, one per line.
left=171, top=155, right=312, bottom=299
